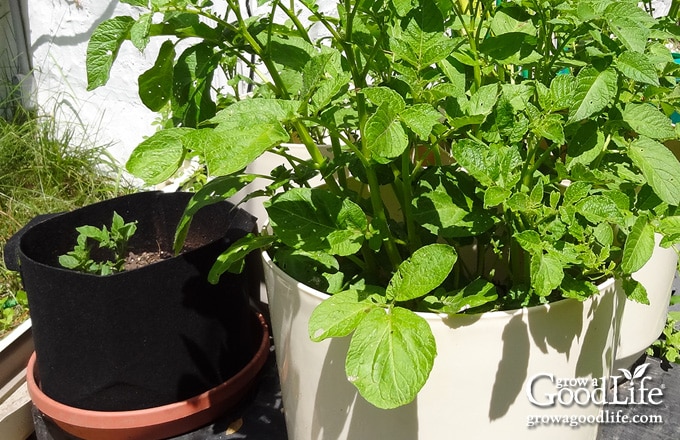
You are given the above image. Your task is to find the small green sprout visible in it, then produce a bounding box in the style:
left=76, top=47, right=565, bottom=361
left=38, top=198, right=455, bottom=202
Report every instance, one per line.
left=58, top=211, right=137, bottom=275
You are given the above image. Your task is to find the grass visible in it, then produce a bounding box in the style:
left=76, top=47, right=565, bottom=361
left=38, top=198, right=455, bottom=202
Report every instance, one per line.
left=0, top=93, right=133, bottom=338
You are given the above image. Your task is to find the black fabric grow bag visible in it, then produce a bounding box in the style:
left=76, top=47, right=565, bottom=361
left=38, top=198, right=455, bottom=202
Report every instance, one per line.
left=4, top=191, right=258, bottom=411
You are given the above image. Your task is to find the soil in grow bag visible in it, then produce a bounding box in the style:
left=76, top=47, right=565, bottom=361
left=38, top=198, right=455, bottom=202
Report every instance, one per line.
left=5, top=191, right=260, bottom=411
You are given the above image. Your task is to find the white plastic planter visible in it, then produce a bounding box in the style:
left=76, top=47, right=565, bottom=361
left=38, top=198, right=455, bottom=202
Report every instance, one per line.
left=614, top=235, right=678, bottom=370
left=263, top=251, right=623, bottom=440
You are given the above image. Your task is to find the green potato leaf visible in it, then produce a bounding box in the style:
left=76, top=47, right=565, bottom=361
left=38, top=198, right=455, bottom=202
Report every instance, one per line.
left=568, top=67, right=618, bottom=123
left=400, top=104, right=442, bottom=141
left=622, top=277, right=650, bottom=305
left=514, top=230, right=544, bottom=256
left=138, top=40, right=175, bottom=112
left=621, top=215, right=655, bottom=274
left=267, top=188, right=367, bottom=256
left=390, top=5, right=455, bottom=69
left=419, top=279, right=498, bottom=313
left=561, top=275, right=599, bottom=300
left=615, top=52, right=659, bottom=86
left=363, top=87, right=406, bottom=112
left=576, top=195, right=624, bottom=224
left=566, top=121, right=604, bottom=169
left=126, top=127, right=191, bottom=184
left=309, top=288, right=383, bottom=341
left=86, top=16, right=136, bottom=90
left=386, top=244, right=457, bottom=302
left=623, top=104, right=676, bottom=140
left=628, top=136, right=680, bottom=205
left=531, top=252, right=564, bottom=297
left=604, top=2, right=652, bottom=53
left=208, top=234, right=276, bottom=282
left=365, top=103, right=408, bottom=164
left=130, top=13, right=152, bottom=51
left=346, top=307, right=436, bottom=409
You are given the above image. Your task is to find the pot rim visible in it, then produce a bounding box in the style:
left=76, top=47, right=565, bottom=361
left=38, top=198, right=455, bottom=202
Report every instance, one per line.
left=16, top=191, right=255, bottom=278
left=261, top=249, right=616, bottom=322
left=27, top=311, right=270, bottom=431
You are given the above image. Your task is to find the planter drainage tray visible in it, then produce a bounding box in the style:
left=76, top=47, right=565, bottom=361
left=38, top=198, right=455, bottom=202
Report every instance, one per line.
left=30, top=350, right=680, bottom=439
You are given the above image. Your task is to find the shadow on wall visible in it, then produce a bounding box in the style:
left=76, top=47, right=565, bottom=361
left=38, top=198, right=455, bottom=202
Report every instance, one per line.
left=30, top=1, right=118, bottom=52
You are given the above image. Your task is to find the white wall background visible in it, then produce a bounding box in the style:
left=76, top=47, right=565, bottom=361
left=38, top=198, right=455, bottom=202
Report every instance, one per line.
left=26, top=1, right=160, bottom=167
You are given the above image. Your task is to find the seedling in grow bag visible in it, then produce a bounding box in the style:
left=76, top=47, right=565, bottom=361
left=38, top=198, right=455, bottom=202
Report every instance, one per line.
left=59, top=211, right=137, bottom=275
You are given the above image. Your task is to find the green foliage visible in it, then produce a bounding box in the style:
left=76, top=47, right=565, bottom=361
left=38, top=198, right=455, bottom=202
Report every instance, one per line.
left=59, top=212, right=137, bottom=275
left=87, top=0, right=680, bottom=409
left=0, top=102, right=131, bottom=337
left=0, top=280, right=27, bottom=335
left=648, top=305, right=680, bottom=364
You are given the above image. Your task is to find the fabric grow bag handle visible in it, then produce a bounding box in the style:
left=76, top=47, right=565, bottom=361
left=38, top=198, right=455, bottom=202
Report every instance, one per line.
left=3, top=213, right=63, bottom=271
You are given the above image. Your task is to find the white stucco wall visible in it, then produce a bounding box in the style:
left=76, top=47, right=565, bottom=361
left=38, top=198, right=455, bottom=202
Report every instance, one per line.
left=650, top=0, right=673, bottom=17
left=27, top=1, right=160, bottom=167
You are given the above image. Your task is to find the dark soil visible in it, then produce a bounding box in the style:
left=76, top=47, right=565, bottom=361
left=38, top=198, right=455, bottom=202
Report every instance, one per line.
left=124, top=250, right=173, bottom=271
